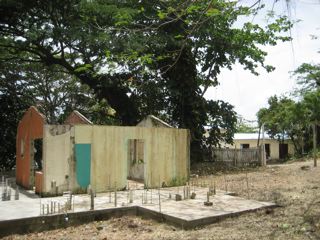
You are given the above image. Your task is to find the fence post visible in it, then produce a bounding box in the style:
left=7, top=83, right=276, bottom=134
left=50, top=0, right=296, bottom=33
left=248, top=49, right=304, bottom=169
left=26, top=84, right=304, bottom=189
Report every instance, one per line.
left=260, top=145, right=266, bottom=166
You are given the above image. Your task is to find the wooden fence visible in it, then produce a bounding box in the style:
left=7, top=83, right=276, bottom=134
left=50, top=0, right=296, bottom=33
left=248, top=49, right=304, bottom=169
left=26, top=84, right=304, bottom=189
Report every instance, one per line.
left=209, top=147, right=262, bottom=167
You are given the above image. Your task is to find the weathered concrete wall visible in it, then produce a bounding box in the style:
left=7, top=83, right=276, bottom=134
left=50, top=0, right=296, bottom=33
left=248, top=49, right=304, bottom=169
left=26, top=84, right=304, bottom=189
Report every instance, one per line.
left=16, top=106, right=45, bottom=189
left=42, top=125, right=73, bottom=194
left=74, top=126, right=189, bottom=192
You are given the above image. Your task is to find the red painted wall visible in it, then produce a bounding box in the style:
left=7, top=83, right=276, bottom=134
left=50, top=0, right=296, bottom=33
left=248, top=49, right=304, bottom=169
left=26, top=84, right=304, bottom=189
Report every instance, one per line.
left=35, top=171, right=43, bottom=194
left=16, top=106, right=45, bottom=189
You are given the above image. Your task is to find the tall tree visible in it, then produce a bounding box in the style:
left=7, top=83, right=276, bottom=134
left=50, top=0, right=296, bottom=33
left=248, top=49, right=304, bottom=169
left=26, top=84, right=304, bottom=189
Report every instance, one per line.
left=0, top=0, right=293, bottom=162
left=0, top=53, right=34, bottom=169
left=0, top=46, right=117, bottom=169
left=258, top=62, right=320, bottom=157
left=257, top=96, right=309, bottom=154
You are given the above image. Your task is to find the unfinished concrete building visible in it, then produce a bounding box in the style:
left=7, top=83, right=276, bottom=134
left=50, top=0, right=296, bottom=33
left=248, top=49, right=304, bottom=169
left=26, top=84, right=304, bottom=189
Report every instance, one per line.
left=16, top=107, right=190, bottom=195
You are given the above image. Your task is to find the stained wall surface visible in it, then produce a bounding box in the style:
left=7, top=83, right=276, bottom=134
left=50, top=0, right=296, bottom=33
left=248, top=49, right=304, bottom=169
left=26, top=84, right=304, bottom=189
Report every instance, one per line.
left=74, top=125, right=190, bottom=192
left=16, top=106, right=45, bottom=189
left=42, top=125, right=73, bottom=194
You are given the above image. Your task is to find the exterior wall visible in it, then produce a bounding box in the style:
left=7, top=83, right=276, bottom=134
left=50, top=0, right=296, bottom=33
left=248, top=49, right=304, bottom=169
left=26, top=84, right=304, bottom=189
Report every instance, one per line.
left=223, top=139, right=294, bottom=160
left=35, top=171, right=43, bottom=193
left=16, top=106, right=45, bottom=189
left=42, top=125, right=73, bottom=194
left=74, top=125, right=189, bottom=192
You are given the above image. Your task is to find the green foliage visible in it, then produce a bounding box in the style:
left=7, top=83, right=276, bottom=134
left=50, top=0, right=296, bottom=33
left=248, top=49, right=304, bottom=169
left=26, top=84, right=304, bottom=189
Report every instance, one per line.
left=303, top=90, right=320, bottom=124
left=258, top=59, right=320, bottom=156
left=236, top=117, right=258, bottom=133
left=292, top=63, right=320, bottom=94
left=0, top=0, right=293, bottom=164
left=168, top=176, right=187, bottom=187
left=206, top=100, right=237, bottom=147
left=0, top=46, right=117, bottom=169
left=257, top=96, right=309, bottom=154
left=0, top=55, right=34, bottom=170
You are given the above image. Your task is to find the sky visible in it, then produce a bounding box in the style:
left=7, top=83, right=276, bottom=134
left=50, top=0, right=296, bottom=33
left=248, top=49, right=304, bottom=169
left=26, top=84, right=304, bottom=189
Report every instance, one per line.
left=205, top=0, right=320, bottom=123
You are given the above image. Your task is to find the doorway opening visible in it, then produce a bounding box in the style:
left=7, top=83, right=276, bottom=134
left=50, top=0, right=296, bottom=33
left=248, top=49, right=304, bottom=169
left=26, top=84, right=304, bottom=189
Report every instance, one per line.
left=279, top=143, right=288, bottom=159
left=30, top=138, right=43, bottom=188
left=33, top=139, right=43, bottom=171
left=127, top=139, right=145, bottom=189
left=265, top=144, right=270, bottom=159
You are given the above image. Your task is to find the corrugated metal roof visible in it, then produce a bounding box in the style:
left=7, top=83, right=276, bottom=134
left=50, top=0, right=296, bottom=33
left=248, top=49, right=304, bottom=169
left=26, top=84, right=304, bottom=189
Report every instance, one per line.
left=233, top=133, right=272, bottom=140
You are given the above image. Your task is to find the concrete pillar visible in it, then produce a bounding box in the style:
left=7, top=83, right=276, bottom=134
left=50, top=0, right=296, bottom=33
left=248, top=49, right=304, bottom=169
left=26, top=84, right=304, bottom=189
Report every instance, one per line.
left=129, top=190, right=133, bottom=203
left=7, top=188, right=11, bottom=201
left=42, top=204, right=45, bottom=215
left=15, top=186, right=19, bottom=200
left=50, top=201, right=53, bottom=214
left=46, top=204, right=49, bottom=214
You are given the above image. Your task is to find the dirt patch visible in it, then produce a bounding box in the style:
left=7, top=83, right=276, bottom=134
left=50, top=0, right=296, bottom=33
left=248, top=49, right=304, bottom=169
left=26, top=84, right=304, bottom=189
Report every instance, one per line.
left=4, top=160, right=320, bottom=240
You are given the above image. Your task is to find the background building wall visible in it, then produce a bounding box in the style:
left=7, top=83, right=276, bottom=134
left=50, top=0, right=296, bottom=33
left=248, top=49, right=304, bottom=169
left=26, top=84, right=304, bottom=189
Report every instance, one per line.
left=225, top=139, right=294, bottom=159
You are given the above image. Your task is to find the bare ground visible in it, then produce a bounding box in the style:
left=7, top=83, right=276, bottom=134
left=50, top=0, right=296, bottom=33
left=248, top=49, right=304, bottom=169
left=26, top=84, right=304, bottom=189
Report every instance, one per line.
left=3, top=159, right=320, bottom=240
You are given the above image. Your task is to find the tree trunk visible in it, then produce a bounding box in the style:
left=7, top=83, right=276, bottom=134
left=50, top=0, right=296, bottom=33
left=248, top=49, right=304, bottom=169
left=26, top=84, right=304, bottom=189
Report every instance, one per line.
left=289, top=134, right=300, bottom=156
left=257, top=125, right=261, bottom=147
left=313, top=123, right=317, bottom=167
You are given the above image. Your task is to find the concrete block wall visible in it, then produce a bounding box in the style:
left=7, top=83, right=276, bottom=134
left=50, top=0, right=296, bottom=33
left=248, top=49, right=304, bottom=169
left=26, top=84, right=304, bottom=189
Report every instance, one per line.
left=74, top=125, right=189, bottom=192
left=42, top=125, right=74, bottom=194
left=16, top=106, right=46, bottom=189
left=40, top=124, right=190, bottom=195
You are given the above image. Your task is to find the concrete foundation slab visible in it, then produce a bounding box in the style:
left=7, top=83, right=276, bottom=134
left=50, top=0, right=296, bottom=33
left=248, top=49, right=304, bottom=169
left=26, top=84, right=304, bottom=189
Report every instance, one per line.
left=0, top=185, right=276, bottom=237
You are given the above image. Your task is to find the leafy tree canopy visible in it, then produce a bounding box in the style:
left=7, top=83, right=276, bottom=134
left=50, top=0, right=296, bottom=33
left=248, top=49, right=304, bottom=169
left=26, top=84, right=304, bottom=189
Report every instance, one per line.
left=0, top=0, right=293, bottom=162
left=257, top=95, right=309, bottom=154
left=236, top=116, right=258, bottom=133
left=258, top=60, right=320, bottom=156
left=292, top=63, right=320, bottom=94
left=0, top=48, right=117, bottom=169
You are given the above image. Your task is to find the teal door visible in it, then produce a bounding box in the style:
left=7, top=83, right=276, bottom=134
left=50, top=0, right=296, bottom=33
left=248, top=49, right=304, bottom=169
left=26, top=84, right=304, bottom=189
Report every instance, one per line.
left=75, top=144, right=91, bottom=188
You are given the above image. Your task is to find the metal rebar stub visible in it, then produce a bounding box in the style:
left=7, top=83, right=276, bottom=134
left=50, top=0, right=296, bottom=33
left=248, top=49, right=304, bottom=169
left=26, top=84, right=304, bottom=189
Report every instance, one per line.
left=175, top=194, right=182, bottom=201
left=204, top=192, right=213, bottom=206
